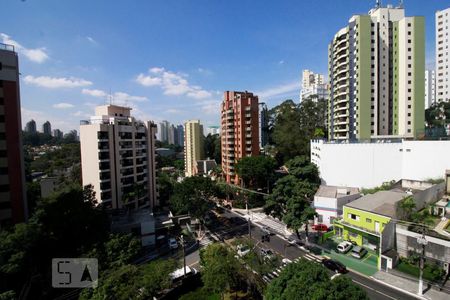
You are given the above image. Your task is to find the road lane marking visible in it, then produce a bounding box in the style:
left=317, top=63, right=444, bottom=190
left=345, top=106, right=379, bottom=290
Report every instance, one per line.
left=352, top=279, right=397, bottom=300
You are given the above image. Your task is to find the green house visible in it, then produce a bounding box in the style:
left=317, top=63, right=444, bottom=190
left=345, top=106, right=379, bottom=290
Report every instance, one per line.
left=334, top=190, right=406, bottom=268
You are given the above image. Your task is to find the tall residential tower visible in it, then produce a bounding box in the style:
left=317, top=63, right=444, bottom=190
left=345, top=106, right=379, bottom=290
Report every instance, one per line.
left=221, top=91, right=259, bottom=184
left=184, top=120, right=204, bottom=177
left=436, top=7, right=450, bottom=103
left=0, top=43, right=27, bottom=227
left=80, top=105, right=158, bottom=210
left=327, top=4, right=424, bottom=140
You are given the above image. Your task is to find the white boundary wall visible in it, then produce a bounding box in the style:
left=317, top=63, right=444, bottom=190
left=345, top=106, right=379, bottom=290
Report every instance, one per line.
left=311, top=140, right=450, bottom=188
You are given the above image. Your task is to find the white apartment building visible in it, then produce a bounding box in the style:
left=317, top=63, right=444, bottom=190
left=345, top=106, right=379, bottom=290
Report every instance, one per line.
left=184, top=120, right=204, bottom=177
left=425, top=69, right=436, bottom=109
left=300, top=69, right=328, bottom=102
left=80, top=105, right=157, bottom=210
left=436, top=7, right=450, bottom=103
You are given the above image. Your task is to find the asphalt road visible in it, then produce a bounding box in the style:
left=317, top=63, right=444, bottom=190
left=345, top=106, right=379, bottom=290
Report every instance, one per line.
left=206, top=209, right=418, bottom=300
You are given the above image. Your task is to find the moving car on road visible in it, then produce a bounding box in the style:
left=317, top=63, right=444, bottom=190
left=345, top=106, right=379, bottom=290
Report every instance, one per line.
left=351, top=246, right=368, bottom=259
left=322, top=259, right=347, bottom=273
left=336, top=241, right=353, bottom=253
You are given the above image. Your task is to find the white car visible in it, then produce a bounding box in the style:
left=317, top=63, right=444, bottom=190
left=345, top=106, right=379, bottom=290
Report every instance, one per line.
left=236, top=244, right=250, bottom=257
left=336, top=241, right=353, bottom=253
left=168, top=238, right=178, bottom=249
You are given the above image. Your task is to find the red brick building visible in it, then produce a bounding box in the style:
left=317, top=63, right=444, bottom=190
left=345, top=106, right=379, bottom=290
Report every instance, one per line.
left=0, top=43, right=27, bottom=228
left=221, top=91, right=259, bottom=184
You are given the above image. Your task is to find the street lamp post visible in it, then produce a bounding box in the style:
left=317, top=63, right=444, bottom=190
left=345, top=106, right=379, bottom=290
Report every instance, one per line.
left=416, top=234, right=428, bottom=296
left=179, top=235, right=187, bottom=277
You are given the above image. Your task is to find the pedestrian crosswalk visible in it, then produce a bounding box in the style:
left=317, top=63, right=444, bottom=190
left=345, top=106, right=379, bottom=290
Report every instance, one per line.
left=262, top=254, right=324, bottom=284
left=198, top=234, right=214, bottom=247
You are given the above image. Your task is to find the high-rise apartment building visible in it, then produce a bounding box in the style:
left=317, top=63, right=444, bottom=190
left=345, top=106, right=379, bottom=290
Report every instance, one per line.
left=184, top=120, right=204, bottom=177
left=436, top=7, right=450, bottom=103
left=42, top=120, right=51, bottom=135
left=80, top=105, right=158, bottom=210
left=328, top=4, right=424, bottom=140
left=168, top=124, right=176, bottom=145
left=221, top=91, right=259, bottom=184
left=25, top=119, right=36, bottom=133
left=158, top=120, right=169, bottom=143
left=176, top=125, right=184, bottom=147
left=0, top=43, right=27, bottom=227
left=425, top=69, right=436, bottom=109
left=300, top=69, right=329, bottom=102
left=53, top=129, right=63, bottom=139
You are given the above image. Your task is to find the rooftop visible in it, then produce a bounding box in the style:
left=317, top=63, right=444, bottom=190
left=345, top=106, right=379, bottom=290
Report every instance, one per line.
left=315, top=185, right=360, bottom=199
left=346, top=190, right=408, bottom=218
left=0, top=43, right=15, bottom=52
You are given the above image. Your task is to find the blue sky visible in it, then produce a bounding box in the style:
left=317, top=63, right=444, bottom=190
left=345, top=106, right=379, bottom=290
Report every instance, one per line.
left=0, top=0, right=446, bottom=133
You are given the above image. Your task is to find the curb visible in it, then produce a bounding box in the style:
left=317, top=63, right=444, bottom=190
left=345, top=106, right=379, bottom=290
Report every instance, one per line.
left=369, top=276, right=428, bottom=300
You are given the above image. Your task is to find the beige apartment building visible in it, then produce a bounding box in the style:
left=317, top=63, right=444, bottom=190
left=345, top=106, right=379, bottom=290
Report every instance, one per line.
left=80, top=105, right=157, bottom=210
left=221, top=91, right=259, bottom=185
left=184, top=120, right=204, bottom=177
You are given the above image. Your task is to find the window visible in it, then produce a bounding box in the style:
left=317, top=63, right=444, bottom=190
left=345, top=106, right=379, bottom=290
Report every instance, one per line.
left=348, top=213, right=360, bottom=221
left=366, top=218, right=372, bottom=223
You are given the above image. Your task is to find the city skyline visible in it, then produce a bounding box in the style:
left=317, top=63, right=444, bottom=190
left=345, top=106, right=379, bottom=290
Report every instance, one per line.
left=0, top=0, right=446, bottom=133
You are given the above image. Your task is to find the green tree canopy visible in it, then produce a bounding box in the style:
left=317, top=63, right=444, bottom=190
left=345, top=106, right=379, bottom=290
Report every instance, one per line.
left=200, top=243, right=240, bottom=297
left=235, top=155, right=276, bottom=189
left=169, top=176, right=216, bottom=219
left=264, top=156, right=320, bottom=238
left=265, top=259, right=368, bottom=300
left=204, top=133, right=221, bottom=164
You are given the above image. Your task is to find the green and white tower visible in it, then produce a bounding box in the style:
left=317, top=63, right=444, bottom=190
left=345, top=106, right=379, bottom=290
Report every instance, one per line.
left=328, top=3, right=424, bottom=141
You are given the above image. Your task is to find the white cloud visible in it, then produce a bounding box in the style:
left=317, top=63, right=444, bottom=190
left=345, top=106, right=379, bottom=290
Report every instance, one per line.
left=136, top=73, right=162, bottom=86
left=197, top=100, right=220, bottom=115
left=72, top=110, right=87, bottom=117
left=53, top=102, right=74, bottom=109
left=82, top=88, right=148, bottom=105
left=82, top=88, right=108, bottom=98
left=1, top=33, right=49, bottom=63
left=24, top=75, right=93, bottom=89
left=278, top=60, right=285, bottom=65
left=86, top=36, right=98, bottom=45
left=135, top=67, right=213, bottom=99
left=257, top=81, right=299, bottom=99
left=166, top=108, right=183, bottom=114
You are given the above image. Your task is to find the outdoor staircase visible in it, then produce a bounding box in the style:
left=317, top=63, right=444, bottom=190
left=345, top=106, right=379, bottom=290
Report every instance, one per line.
left=434, top=218, right=450, bottom=237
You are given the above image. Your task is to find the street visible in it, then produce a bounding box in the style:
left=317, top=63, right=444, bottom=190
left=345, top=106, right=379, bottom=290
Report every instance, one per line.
left=196, top=208, right=419, bottom=300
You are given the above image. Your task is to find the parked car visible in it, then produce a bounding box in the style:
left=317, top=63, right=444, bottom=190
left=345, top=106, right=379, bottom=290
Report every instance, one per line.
left=260, top=248, right=275, bottom=261
left=168, top=238, right=178, bottom=249
left=236, top=244, right=250, bottom=257
left=351, top=246, right=368, bottom=259
left=322, top=259, right=347, bottom=273
left=312, top=224, right=328, bottom=232
left=336, top=241, right=353, bottom=253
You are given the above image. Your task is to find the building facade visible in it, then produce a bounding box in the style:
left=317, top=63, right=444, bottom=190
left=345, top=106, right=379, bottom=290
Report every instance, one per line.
left=42, top=120, right=51, bottom=135
left=425, top=69, right=436, bottom=109
left=25, top=119, right=36, bottom=133
left=221, top=91, right=259, bottom=184
left=0, top=43, right=27, bottom=227
left=53, top=129, right=63, bottom=139
left=184, top=120, right=204, bottom=177
left=436, top=7, right=450, bottom=103
left=300, top=69, right=328, bottom=102
left=311, top=139, right=450, bottom=188
left=158, top=120, right=169, bottom=143
left=80, top=105, right=158, bottom=210
left=328, top=5, right=425, bottom=140
left=176, top=124, right=184, bottom=147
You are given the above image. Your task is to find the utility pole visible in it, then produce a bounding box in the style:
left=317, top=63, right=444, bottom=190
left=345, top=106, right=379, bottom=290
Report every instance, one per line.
left=180, top=235, right=187, bottom=277
left=416, top=230, right=428, bottom=296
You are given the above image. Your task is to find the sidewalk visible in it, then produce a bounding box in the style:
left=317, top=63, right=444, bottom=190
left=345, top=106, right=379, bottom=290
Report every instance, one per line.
left=372, top=271, right=450, bottom=300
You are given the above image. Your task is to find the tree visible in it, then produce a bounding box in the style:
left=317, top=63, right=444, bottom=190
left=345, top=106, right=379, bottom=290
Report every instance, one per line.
left=235, top=155, right=276, bottom=189
left=399, top=196, right=416, bottom=221
left=103, top=234, right=141, bottom=268
left=204, top=133, right=221, bottom=163
left=81, top=259, right=177, bottom=300
left=200, top=243, right=240, bottom=298
left=169, top=176, right=216, bottom=220
left=264, top=156, right=320, bottom=239
left=265, top=259, right=368, bottom=300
